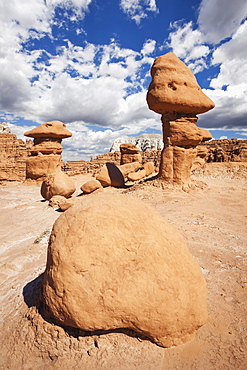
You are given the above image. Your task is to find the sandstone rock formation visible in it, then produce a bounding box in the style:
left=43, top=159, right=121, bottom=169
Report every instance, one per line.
left=95, top=160, right=155, bottom=187
left=81, top=179, right=102, bottom=194
left=26, top=154, right=61, bottom=180
left=120, top=143, right=142, bottom=165
left=146, top=52, right=215, bottom=186
left=49, top=195, right=68, bottom=208
left=144, top=161, right=155, bottom=176
left=41, top=170, right=76, bottom=200
left=118, top=162, right=142, bottom=178
left=24, top=121, right=72, bottom=180
left=0, top=130, right=28, bottom=182
left=25, top=121, right=75, bottom=199
left=62, top=139, right=247, bottom=178
left=127, top=169, right=146, bottom=181
left=58, top=197, right=76, bottom=211
left=96, top=163, right=125, bottom=187
left=42, top=193, right=208, bottom=348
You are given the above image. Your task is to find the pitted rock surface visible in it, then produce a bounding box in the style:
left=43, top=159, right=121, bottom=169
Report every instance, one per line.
left=147, top=52, right=215, bottom=115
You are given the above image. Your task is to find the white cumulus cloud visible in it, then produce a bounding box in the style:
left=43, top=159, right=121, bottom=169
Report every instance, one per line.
left=120, top=0, right=158, bottom=25
left=198, top=0, right=247, bottom=44
left=167, top=21, right=210, bottom=73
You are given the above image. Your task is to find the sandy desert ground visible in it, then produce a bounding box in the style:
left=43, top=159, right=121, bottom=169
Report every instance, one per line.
left=0, top=162, right=246, bottom=369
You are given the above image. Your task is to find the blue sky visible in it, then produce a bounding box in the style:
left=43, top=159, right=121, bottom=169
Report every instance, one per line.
left=0, top=0, right=247, bottom=161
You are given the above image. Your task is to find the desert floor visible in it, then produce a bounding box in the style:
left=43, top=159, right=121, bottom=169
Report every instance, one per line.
left=0, top=162, right=246, bottom=369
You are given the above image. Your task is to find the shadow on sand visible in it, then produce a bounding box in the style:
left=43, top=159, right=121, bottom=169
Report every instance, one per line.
left=23, top=274, right=151, bottom=343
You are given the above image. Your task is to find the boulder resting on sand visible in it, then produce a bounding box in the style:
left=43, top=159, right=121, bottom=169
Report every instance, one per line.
left=81, top=179, right=102, bottom=194
left=42, top=193, right=208, bottom=348
left=41, top=170, right=76, bottom=200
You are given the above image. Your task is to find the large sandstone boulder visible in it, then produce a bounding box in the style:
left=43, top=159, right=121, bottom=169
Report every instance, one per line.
left=144, top=161, right=155, bottom=176
left=42, top=193, right=208, bottom=348
left=96, top=163, right=124, bottom=187
left=41, top=170, right=76, bottom=200
left=147, top=52, right=215, bottom=115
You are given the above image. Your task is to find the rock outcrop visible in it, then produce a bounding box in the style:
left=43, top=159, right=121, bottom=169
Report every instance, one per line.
left=95, top=160, right=154, bottom=187
left=42, top=193, right=208, bottom=348
left=204, top=139, right=247, bottom=163
left=146, top=52, right=215, bottom=187
left=0, top=128, right=29, bottom=182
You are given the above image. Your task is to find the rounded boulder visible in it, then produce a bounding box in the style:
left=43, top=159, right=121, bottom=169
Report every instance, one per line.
left=41, top=170, right=76, bottom=200
left=42, top=193, right=208, bottom=348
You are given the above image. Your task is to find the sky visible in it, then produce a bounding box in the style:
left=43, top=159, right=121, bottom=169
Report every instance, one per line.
left=0, top=0, right=247, bottom=161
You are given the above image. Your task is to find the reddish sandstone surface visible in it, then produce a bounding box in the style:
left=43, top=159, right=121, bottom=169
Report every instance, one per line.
left=43, top=193, right=207, bottom=348
left=147, top=52, right=215, bottom=115
left=0, top=133, right=29, bottom=182
left=0, top=163, right=246, bottom=369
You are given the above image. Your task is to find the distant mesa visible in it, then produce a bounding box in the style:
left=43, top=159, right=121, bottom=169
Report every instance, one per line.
left=110, top=134, right=163, bottom=152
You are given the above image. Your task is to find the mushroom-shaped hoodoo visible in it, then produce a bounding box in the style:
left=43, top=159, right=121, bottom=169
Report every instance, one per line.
left=24, top=121, right=72, bottom=156
left=24, top=121, right=72, bottom=180
left=24, top=121, right=75, bottom=201
left=146, top=53, right=215, bottom=187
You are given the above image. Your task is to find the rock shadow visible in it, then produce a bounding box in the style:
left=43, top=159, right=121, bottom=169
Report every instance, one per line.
left=106, top=162, right=125, bottom=187
left=22, top=274, right=152, bottom=344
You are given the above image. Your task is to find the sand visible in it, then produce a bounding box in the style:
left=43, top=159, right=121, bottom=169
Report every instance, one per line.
left=0, top=163, right=246, bottom=369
